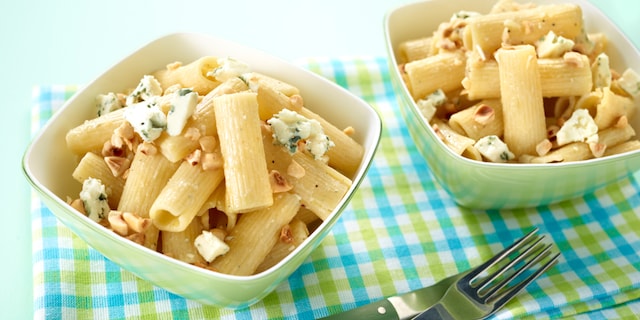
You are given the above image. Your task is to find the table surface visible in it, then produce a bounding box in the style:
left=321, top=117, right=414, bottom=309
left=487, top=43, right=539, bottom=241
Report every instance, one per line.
left=2, top=0, right=638, bottom=318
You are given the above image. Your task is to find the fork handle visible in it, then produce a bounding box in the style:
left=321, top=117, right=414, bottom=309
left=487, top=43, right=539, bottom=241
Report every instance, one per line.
left=411, top=303, right=455, bottom=320
left=318, top=299, right=400, bottom=320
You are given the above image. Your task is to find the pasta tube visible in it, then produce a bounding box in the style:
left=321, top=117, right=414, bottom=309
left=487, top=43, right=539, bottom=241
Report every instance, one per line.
left=117, top=145, right=180, bottom=249
left=153, top=56, right=221, bottom=95
left=464, top=53, right=592, bottom=100
left=262, top=126, right=352, bottom=220
left=448, top=99, right=504, bottom=140
left=66, top=108, right=126, bottom=156
left=150, top=159, right=224, bottom=232
left=256, top=85, right=303, bottom=121
left=398, top=36, right=433, bottom=63
left=432, top=119, right=477, bottom=157
left=255, top=218, right=309, bottom=273
left=496, top=45, right=547, bottom=157
left=214, top=92, right=273, bottom=213
left=464, top=4, right=583, bottom=58
left=210, top=192, right=301, bottom=276
left=404, top=52, right=466, bottom=100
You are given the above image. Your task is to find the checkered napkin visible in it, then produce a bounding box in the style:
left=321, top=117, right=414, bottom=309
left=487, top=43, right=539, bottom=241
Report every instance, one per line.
left=31, top=58, right=640, bottom=319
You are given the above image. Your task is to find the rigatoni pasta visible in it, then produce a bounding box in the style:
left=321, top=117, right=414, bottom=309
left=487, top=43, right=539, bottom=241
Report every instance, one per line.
left=463, top=3, right=584, bottom=59
left=210, top=192, right=301, bottom=276
left=214, top=92, right=273, bottom=213
left=117, top=143, right=180, bottom=250
left=495, top=44, right=547, bottom=157
left=64, top=55, right=364, bottom=275
left=396, top=0, right=640, bottom=163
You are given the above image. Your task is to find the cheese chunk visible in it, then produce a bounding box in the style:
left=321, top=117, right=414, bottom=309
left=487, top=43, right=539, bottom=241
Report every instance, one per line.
left=618, top=68, right=640, bottom=98
left=535, top=31, right=575, bottom=58
left=79, top=178, right=110, bottom=222
left=207, top=57, right=250, bottom=82
left=126, top=75, right=163, bottom=105
left=556, top=109, right=598, bottom=146
left=592, top=53, right=612, bottom=89
left=267, top=108, right=334, bottom=159
left=194, top=230, right=230, bottom=263
left=416, top=89, right=446, bottom=121
left=474, top=135, right=515, bottom=163
left=124, top=100, right=167, bottom=142
left=96, top=92, right=124, bottom=117
left=166, top=88, right=198, bottom=136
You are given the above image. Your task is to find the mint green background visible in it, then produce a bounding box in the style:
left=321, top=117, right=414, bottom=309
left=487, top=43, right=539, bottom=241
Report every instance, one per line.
left=1, top=1, right=638, bottom=318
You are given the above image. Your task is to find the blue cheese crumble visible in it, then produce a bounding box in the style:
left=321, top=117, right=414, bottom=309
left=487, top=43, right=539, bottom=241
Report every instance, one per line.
left=592, top=53, right=611, bottom=89
left=267, top=108, right=334, bottom=160
left=207, top=57, right=250, bottom=82
left=416, top=89, right=446, bottom=121
left=166, top=88, right=198, bottom=136
left=79, top=178, right=110, bottom=222
left=194, top=230, right=230, bottom=263
left=126, top=75, right=163, bottom=105
left=474, top=135, right=515, bottom=163
left=556, top=109, right=598, bottom=146
left=124, top=100, right=167, bottom=142
left=96, top=92, right=124, bottom=117
left=535, top=31, right=575, bottom=58
left=618, top=68, right=640, bottom=98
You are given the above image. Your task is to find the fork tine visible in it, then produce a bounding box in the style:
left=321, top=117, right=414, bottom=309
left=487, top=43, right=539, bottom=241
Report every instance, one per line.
left=489, top=250, right=560, bottom=307
left=475, top=233, right=545, bottom=293
left=465, top=227, right=539, bottom=281
left=480, top=240, right=553, bottom=301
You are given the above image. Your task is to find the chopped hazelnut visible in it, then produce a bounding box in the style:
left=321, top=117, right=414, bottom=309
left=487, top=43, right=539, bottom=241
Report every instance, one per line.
left=122, top=211, right=150, bottom=233
left=270, top=170, right=293, bottom=193
left=280, top=224, right=293, bottom=243
left=589, top=142, right=607, bottom=158
left=104, top=156, right=131, bottom=177
left=108, top=211, right=129, bottom=236
left=536, top=139, right=553, bottom=156
left=186, top=149, right=202, bottom=166
left=138, top=142, right=157, bottom=156
left=473, top=104, right=495, bottom=125
left=69, top=198, right=85, bottom=214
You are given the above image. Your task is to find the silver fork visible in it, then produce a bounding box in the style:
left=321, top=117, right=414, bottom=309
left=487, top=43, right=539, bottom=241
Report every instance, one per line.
left=412, top=228, right=560, bottom=320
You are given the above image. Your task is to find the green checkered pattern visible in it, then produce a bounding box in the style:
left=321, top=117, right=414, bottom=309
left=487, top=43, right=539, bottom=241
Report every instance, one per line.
left=31, top=58, right=640, bottom=319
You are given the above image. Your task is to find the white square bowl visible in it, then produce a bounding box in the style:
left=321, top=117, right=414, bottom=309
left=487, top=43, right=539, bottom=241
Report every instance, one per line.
left=23, top=32, right=382, bottom=308
left=384, top=0, right=640, bottom=209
